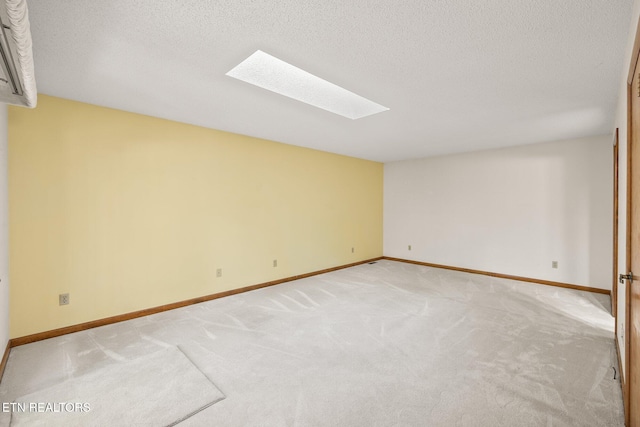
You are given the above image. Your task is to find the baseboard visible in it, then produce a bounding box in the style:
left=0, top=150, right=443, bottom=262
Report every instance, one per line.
left=10, top=257, right=384, bottom=348
left=0, top=340, right=10, bottom=383
left=383, top=257, right=610, bottom=295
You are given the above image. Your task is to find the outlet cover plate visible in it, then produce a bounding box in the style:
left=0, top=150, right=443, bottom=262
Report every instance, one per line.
left=59, top=293, right=69, bottom=305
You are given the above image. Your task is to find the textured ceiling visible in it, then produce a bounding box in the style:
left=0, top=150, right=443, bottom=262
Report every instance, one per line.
left=27, top=0, right=633, bottom=162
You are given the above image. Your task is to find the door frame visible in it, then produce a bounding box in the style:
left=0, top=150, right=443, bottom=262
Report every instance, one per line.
left=624, top=80, right=631, bottom=425
left=614, top=128, right=619, bottom=320
left=624, top=17, right=640, bottom=424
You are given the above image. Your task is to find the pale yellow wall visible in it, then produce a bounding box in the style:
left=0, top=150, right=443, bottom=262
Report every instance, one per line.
left=9, top=95, right=383, bottom=338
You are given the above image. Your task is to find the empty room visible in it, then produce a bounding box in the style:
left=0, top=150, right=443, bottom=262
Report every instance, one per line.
left=0, top=0, right=639, bottom=426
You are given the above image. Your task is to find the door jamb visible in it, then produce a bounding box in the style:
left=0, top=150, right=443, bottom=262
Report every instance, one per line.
left=613, top=129, right=619, bottom=320
left=623, top=23, right=640, bottom=418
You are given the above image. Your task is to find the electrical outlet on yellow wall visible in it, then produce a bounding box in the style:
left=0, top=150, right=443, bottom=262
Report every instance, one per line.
left=59, top=293, right=69, bottom=306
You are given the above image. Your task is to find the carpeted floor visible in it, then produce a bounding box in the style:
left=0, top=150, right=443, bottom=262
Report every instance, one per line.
left=0, top=260, right=624, bottom=426
left=10, top=346, right=224, bottom=426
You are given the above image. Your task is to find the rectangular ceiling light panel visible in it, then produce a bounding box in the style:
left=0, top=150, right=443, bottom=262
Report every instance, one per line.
left=226, top=50, right=389, bottom=120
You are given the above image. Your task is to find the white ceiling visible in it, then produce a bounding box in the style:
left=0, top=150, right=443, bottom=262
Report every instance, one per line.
left=27, top=0, right=633, bottom=162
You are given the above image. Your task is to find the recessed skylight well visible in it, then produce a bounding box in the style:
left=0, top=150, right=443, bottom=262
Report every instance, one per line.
left=226, top=50, right=389, bottom=120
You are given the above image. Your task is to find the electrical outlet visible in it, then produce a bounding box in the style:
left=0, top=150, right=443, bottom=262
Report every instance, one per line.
left=216, top=268, right=222, bottom=277
left=273, top=259, right=277, bottom=267
left=408, top=245, right=412, bottom=251
left=59, top=293, right=69, bottom=306
left=552, top=261, right=558, bottom=269
left=351, top=247, right=354, bottom=253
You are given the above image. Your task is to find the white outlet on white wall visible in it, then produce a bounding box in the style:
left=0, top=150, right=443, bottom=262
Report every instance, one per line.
left=552, top=261, right=558, bottom=269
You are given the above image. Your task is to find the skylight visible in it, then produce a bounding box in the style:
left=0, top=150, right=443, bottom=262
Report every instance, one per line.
left=226, top=50, right=389, bottom=120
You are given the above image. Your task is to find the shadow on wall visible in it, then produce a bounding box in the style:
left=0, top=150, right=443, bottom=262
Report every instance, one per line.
left=497, top=136, right=612, bottom=288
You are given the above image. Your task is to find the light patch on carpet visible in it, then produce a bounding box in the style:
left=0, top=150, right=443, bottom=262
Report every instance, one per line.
left=10, top=346, right=224, bottom=426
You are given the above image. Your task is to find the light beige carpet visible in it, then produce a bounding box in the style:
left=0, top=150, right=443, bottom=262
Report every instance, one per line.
left=0, top=260, right=624, bottom=426
left=10, top=346, right=224, bottom=426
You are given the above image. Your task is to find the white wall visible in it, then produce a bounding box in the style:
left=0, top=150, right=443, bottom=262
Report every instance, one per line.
left=0, top=103, right=8, bottom=355
left=613, top=0, right=640, bottom=382
left=384, top=135, right=613, bottom=290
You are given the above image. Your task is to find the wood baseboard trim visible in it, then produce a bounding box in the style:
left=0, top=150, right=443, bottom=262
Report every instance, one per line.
left=0, top=341, right=10, bottom=383
left=382, top=257, right=610, bottom=295
left=10, top=257, right=384, bottom=348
